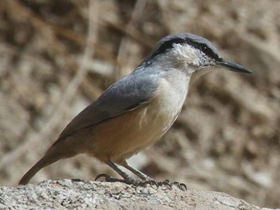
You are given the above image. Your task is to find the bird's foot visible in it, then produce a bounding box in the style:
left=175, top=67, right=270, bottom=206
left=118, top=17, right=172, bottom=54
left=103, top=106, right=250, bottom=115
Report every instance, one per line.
left=95, top=173, right=125, bottom=183
left=71, top=178, right=83, bottom=182
left=157, top=179, right=187, bottom=191
left=95, top=173, right=157, bottom=187
left=95, top=174, right=187, bottom=191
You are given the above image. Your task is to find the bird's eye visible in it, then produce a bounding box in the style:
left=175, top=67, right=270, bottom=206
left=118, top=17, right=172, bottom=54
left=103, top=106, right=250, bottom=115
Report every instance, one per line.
left=200, top=44, right=219, bottom=60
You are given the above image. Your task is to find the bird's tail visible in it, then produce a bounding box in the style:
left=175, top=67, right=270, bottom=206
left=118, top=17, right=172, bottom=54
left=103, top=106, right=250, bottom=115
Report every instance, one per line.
left=19, top=154, right=59, bottom=185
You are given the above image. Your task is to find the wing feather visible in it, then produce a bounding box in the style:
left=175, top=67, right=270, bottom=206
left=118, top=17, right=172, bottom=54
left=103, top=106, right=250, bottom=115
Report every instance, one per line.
left=55, top=72, right=158, bottom=144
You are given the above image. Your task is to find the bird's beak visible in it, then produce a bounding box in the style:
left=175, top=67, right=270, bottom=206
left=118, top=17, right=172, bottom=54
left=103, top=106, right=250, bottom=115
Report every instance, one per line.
left=216, top=59, right=252, bottom=74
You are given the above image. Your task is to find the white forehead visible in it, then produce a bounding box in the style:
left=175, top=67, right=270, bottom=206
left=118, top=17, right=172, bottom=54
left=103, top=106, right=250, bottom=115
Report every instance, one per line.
left=171, top=43, right=205, bottom=66
left=147, top=42, right=215, bottom=75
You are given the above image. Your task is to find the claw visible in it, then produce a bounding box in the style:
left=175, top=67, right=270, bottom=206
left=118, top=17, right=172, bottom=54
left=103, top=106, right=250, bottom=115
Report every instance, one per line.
left=173, top=181, right=180, bottom=187
left=143, top=180, right=158, bottom=189
left=72, top=178, right=83, bottom=182
left=156, top=179, right=187, bottom=191
left=179, top=183, right=187, bottom=191
left=95, top=173, right=110, bottom=181
left=95, top=173, right=125, bottom=183
left=158, top=179, right=172, bottom=190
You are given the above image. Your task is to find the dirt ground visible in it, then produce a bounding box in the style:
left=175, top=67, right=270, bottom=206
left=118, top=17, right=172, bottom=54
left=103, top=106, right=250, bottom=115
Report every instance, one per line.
left=0, top=0, right=280, bottom=208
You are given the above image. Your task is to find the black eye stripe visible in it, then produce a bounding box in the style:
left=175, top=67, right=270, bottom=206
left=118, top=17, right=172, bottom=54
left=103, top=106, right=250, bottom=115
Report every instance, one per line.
left=150, top=38, right=185, bottom=60
left=185, top=41, right=219, bottom=60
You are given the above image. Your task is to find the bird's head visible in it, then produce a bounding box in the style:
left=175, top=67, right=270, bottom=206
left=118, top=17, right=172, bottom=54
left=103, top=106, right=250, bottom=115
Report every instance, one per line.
left=143, top=33, right=252, bottom=75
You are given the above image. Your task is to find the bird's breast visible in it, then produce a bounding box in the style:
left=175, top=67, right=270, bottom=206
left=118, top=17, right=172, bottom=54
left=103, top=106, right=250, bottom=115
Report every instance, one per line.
left=150, top=72, right=190, bottom=132
left=88, top=71, right=190, bottom=162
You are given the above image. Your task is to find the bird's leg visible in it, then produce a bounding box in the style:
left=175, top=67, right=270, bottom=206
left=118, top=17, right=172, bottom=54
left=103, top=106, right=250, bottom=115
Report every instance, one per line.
left=120, top=161, right=157, bottom=187
left=95, top=161, right=144, bottom=186
left=121, top=161, right=152, bottom=181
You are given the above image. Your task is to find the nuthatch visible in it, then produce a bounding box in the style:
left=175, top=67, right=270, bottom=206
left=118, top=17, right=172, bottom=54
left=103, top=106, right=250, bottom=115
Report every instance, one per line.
left=19, top=33, right=252, bottom=186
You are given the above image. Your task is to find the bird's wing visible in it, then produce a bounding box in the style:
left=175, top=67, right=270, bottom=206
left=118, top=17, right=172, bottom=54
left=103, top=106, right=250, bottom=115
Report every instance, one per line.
left=54, top=72, right=158, bottom=144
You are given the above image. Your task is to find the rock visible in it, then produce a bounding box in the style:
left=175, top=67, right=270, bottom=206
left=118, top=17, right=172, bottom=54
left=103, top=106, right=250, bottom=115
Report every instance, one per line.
left=0, top=179, right=277, bottom=210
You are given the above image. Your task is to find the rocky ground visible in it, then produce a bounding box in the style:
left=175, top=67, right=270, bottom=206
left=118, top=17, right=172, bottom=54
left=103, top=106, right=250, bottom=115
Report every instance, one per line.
left=0, top=0, right=280, bottom=208
left=0, top=180, right=276, bottom=210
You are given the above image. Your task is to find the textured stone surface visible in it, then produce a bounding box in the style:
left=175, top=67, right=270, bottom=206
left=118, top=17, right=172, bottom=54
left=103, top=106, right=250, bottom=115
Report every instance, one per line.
left=0, top=180, right=278, bottom=210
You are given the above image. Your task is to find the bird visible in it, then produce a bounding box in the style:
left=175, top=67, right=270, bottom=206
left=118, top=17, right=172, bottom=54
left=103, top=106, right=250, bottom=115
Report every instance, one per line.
left=19, top=33, right=252, bottom=186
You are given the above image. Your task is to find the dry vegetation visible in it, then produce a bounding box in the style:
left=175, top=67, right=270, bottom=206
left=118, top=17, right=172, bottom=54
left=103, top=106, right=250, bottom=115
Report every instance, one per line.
left=0, top=0, right=280, bottom=208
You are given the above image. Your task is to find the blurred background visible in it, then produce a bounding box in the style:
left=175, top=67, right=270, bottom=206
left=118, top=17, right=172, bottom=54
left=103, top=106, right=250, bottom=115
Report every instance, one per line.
left=0, top=0, right=280, bottom=208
